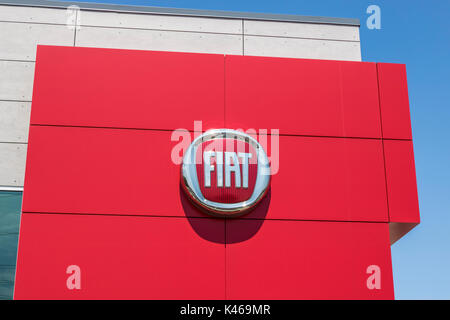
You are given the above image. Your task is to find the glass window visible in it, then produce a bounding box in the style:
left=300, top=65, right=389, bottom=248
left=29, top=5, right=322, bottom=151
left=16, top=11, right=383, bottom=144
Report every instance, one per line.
left=0, top=191, right=22, bottom=300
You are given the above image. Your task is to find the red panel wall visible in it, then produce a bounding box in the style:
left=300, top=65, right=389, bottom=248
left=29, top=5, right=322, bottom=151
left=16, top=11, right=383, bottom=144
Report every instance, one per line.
left=226, top=220, right=393, bottom=299
left=22, top=126, right=388, bottom=222
left=31, top=46, right=224, bottom=131
left=225, top=55, right=382, bottom=138
left=22, top=126, right=186, bottom=217
left=377, top=63, right=413, bottom=140
left=15, top=213, right=225, bottom=300
left=383, top=140, right=420, bottom=223
left=15, top=46, right=419, bottom=299
left=265, top=136, right=388, bottom=222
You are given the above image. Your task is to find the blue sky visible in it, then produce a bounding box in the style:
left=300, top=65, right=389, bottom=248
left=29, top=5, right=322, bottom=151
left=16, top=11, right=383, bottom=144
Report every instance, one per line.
left=58, top=0, right=450, bottom=299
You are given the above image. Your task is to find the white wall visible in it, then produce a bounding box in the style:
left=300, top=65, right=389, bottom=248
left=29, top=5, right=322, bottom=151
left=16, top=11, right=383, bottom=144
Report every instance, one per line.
left=0, top=4, right=361, bottom=189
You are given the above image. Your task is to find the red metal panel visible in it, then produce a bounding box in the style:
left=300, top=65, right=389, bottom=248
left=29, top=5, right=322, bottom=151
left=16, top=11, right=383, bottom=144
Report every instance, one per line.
left=377, top=63, right=413, bottom=140
left=225, top=55, right=382, bottom=138
left=14, top=213, right=225, bottom=299
left=22, top=126, right=189, bottom=216
left=23, top=126, right=387, bottom=222
left=384, top=140, right=420, bottom=223
left=242, top=135, right=388, bottom=222
left=30, top=45, right=224, bottom=131
left=226, top=219, right=394, bottom=299
left=18, top=48, right=408, bottom=299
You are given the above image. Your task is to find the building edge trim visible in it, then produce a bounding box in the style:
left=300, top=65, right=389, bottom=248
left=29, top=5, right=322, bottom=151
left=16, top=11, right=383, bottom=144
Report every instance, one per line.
left=0, top=0, right=360, bottom=26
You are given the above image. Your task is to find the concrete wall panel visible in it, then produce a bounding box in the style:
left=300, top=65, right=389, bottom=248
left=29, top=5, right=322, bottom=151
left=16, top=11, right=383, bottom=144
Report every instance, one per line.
left=0, top=22, right=74, bottom=60
left=0, top=5, right=68, bottom=24
left=0, top=101, right=31, bottom=143
left=0, top=61, right=34, bottom=101
left=244, top=20, right=359, bottom=41
left=0, top=142, right=27, bottom=187
left=76, top=26, right=243, bottom=55
left=80, top=10, right=242, bottom=34
left=244, top=35, right=361, bottom=61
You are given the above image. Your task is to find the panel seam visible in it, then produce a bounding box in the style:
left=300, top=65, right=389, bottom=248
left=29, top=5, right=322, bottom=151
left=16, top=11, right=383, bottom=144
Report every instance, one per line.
left=242, top=20, right=244, bottom=55
left=224, top=217, right=227, bottom=300
left=224, top=54, right=226, bottom=127
left=0, top=20, right=243, bottom=36
left=21, top=211, right=390, bottom=223
left=26, top=123, right=412, bottom=141
left=0, top=20, right=360, bottom=42
left=73, top=8, right=77, bottom=46
left=376, top=63, right=391, bottom=223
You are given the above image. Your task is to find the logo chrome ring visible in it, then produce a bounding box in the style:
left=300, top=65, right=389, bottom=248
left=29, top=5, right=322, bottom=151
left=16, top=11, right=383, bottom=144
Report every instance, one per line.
left=181, top=129, right=271, bottom=217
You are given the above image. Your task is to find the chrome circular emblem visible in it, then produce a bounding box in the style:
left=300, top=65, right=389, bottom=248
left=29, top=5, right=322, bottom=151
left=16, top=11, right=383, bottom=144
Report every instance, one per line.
left=181, top=129, right=271, bottom=217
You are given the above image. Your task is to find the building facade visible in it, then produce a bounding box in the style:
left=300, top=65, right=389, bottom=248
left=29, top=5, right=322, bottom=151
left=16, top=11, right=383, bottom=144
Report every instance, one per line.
left=0, top=1, right=419, bottom=299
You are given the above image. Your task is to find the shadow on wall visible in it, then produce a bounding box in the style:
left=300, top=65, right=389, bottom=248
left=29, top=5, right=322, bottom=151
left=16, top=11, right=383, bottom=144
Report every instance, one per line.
left=179, top=186, right=271, bottom=244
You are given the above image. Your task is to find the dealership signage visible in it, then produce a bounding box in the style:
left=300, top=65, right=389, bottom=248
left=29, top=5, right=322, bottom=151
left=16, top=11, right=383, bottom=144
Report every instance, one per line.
left=181, top=129, right=271, bottom=217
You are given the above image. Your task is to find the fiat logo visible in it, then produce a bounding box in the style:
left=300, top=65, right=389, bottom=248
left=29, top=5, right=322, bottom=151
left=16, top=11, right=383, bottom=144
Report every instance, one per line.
left=181, top=129, right=271, bottom=217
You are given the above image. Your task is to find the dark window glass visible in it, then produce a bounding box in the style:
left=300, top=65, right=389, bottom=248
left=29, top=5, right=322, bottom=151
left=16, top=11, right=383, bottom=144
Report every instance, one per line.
left=0, top=191, right=22, bottom=300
